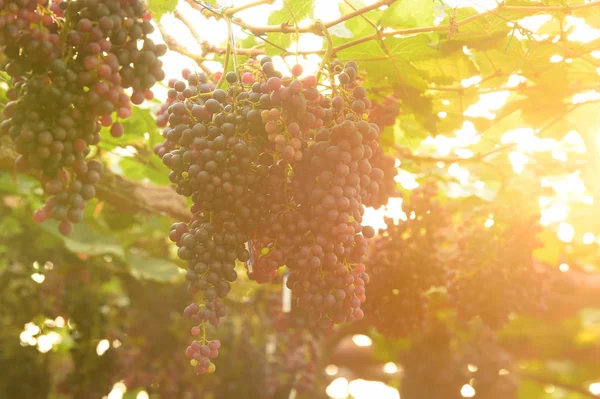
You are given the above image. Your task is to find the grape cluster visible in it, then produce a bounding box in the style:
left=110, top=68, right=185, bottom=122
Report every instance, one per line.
left=262, top=60, right=380, bottom=327
left=364, top=182, right=447, bottom=338
left=202, top=306, right=325, bottom=399
left=265, top=288, right=322, bottom=334
left=362, top=94, right=400, bottom=208
left=446, top=210, right=547, bottom=328
left=263, top=289, right=324, bottom=395
left=368, top=94, right=400, bottom=130
left=401, top=324, right=517, bottom=399
left=159, top=69, right=270, bottom=373
left=458, top=327, right=518, bottom=399
left=158, top=58, right=387, bottom=373
left=400, top=325, right=464, bottom=399
left=362, top=146, right=398, bottom=209
left=205, top=320, right=277, bottom=399
left=0, top=0, right=165, bottom=234
left=184, top=338, right=221, bottom=375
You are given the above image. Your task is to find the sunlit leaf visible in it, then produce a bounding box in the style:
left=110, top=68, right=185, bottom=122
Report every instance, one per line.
left=147, top=0, right=177, bottom=19
left=128, top=254, right=182, bottom=282
left=266, top=0, right=315, bottom=55
left=39, top=221, right=125, bottom=258
left=381, top=0, right=434, bottom=28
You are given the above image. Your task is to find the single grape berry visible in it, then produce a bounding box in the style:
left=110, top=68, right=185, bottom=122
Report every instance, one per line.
left=291, top=64, right=303, bottom=77
left=226, top=72, right=237, bottom=84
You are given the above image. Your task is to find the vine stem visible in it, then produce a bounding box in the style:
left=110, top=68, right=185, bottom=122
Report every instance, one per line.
left=396, top=143, right=515, bottom=164
left=315, top=21, right=333, bottom=84
left=226, top=16, right=240, bottom=84
left=216, top=16, right=233, bottom=90
left=200, top=320, right=207, bottom=345
left=221, top=0, right=275, bottom=16
left=333, top=0, right=600, bottom=54
left=229, top=0, right=395, bottom=34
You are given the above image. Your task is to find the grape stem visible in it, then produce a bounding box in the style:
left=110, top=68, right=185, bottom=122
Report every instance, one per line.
left=200, top=320, right=207, bottom=345
left=315, top=21, right=333, bottom=84
left=216, top=16, right=234, bottom=90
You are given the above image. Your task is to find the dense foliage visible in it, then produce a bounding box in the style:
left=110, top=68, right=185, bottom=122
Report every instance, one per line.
left=1, top=0, right=600, bottom=398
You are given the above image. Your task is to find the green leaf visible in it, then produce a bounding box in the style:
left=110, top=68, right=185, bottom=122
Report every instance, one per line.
left=381, top=0, right=434, bottom=28
left=337, top=34, right=439, bottom=90
left=440, top=7, right=513, bottom=41
left=128, top=253, right=182, bottom=282
left=39, top=220, right=125, bottom=258
left=265, top=0, right=315, bottom=55
left=147, top=0, right=177, bottom=19
left=579, top=309, right=600, bottom=328
left=414, top=50, right=478, bottom=85
left=118, top=156, right=171, bottom=186
left=337, top=0, right=383, bottom=37
left=533, top=230, right=563, bottom=265
left=0, top=172, right=40, bottom=196
left=397, top=112, right=429, bottom=143
left=578, top=7, right=600, bottom=29
left=385, top=34, right=439, bottom=62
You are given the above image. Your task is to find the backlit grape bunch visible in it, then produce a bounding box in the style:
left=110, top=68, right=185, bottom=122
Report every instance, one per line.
left=160, top=67, right=276, bottom=374
left=369, top=94, right=400, bottom=130
left=0, top=0, right=165, bottom=235
left=446, top=208, right=547, bottom=328
left=158, top=58, right=387, bottom=373
left=201, top=299, right=326, bottom=399
left=364, top=182, right=448, bottom=338
left=262, top=289, right=323, bottom=395
left=362, top=145, right=398, bottom=209
left=401, top=324, right=517, bottom=399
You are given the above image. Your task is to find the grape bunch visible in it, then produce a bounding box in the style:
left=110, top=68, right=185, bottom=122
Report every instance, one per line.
left=400, top=325, right=464, bottom=399
left=0, top=0, right=165, bottom=234
left=458, top=326, right=518, bottom=399
left=159, top=69, right=273, bottom=374
left=364, top=182, right=448, bottom=338
left=158, top=57, right=387, bottom=373
left=401, top=323, right=517, bottom=399
left=266, top=60, right=380, bottom=327
left=204, top=320, right=277, bottom=399
left=368, top=94, right=400, bottom=130
left=446, top=209, right=547, bottom=328
left=362, top=145, right=398, bottom=209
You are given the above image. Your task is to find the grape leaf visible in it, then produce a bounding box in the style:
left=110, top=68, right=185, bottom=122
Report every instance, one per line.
left=100, top=106, right=158, bottom=149
left=128, top=254, right=182, bottom=282
left=118, top=156, right=171, bottom=186
left=440, top=7, right=513, bottom=41
left=533, top=230, right=563, bottom=265
left=147, top=0, right=177, bottom=19
left=40, top=221, right=125, bottom=258
left=337, top=0, right=383, bottom=36
left=414, top=50, right=478, bottom=84
left=265, top=0, right=315, bottom=55
left=381, top=0, right=434, bottom=28
left=337, top=34, right=439, bottom=90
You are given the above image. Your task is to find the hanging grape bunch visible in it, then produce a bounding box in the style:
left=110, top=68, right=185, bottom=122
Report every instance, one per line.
left=401, top=323, right=517, bottom=399
left=0, top=0, right=166, bottom=235
left=362, top=145, right=398, bottom=209
left=446, top=209, right=547, bottom=328
left=369, top=94, right=400, bottom=130
left=364, top=182, right=448, bottom=338
left=262, top=289, right=324, bottom=396
left=157, top=56, right=393, bottom=374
